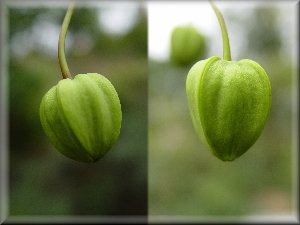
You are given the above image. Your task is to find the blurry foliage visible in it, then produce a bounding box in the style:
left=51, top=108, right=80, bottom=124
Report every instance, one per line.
left=149, top=5, right=294, bottom=218
left=9, top=4, right=147, bottom=215
left=93, top=9, right=147, bottom=57
left=70, top=8, right=99, bottom=36
left=9, top=8, right=45, bottom=37
left=247, top=7, right=282, bottom=55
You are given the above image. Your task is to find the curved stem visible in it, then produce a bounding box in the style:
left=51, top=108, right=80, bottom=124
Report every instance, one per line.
left=209, top=1, right=231, bottom=61
left=58, top=1, right=75, bottom=79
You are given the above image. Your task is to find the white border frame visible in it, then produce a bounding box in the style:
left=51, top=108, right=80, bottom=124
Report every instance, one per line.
left=0, top=0, right=299, bottom=224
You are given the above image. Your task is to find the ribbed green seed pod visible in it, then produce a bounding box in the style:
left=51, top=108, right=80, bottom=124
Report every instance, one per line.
left=40, top=73, right=122, bottom=162
left=186, top=56, right=271, bottom=161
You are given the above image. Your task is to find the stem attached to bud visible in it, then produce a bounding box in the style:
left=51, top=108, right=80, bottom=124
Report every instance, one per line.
left=58, top=1, right=75, bottom=79
left=209, top=1, right=231, bottom=61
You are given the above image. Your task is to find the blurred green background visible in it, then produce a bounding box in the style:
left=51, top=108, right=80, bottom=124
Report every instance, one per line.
left=9, top=2, right=147, bottom=215
left=149, top=2, right=296, bottom=219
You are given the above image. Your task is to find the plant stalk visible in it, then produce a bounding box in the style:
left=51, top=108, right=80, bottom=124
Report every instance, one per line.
left=58, top=1, right=75, bottom=79
left=210, top=1, right=231, bottom=61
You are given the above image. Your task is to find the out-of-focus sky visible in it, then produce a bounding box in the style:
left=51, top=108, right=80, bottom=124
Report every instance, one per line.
left=148, top=1, right=297, bottom=61
left=99, top=1, right=139, bottom=36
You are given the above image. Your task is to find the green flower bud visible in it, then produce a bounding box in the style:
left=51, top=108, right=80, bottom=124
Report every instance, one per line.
left=40, top=3, right=121, bottom=162
left=186, top=2, right=272, bottom=161
left=40, top=73, right=122, bottom=162
left=186, top=56, right=271, bottom=161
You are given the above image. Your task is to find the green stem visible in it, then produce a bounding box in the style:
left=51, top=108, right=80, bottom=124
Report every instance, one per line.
left=58, top=1, right=75, bottom=79
left=209, top=1, right=231, bottom=61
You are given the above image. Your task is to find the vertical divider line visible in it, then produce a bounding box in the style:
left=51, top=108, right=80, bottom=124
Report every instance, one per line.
left=0, top=0, right=9, bottom=223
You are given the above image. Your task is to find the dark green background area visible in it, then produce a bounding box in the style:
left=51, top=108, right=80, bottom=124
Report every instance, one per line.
left=9, top=5, right=147, bottom=215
